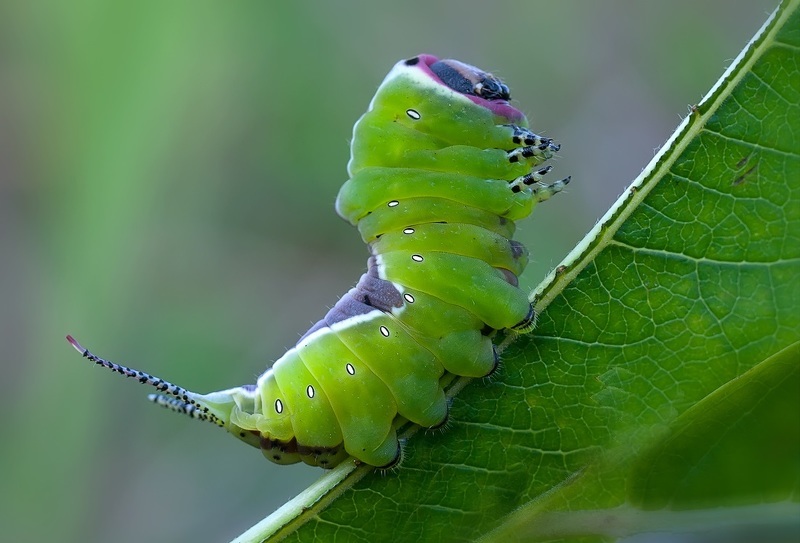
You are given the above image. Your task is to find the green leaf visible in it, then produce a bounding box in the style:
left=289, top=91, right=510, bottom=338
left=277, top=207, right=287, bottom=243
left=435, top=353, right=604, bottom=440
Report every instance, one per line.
left=236, top=1, right=800, bottom=542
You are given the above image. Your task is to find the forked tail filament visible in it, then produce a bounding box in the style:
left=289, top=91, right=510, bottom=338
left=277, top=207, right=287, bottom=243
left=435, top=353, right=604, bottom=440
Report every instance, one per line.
left=65, top=335, right=222, bottom=426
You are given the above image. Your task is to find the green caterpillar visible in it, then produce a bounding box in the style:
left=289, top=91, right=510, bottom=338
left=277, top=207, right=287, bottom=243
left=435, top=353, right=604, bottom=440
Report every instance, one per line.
left=67, top=54, right=568, bottom=468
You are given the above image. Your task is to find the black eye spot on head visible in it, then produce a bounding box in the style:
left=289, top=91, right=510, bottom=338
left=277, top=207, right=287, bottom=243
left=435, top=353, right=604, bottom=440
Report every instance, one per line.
left=404, top=56, right=420, bottom=66
left=430, top=59, right=510, bottom=101
left=475, top=77, right=510, bottom=101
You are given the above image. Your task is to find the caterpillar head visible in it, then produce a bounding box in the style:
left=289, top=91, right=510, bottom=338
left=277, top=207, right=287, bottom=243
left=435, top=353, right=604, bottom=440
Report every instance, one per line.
left=387, top=54, right=524, bottom=122
left=347, top=54, right=532, bottom=178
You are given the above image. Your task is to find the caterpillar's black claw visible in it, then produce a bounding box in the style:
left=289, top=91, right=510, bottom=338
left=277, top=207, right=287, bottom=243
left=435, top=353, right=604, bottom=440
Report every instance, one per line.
left=430, top=410, right=451, bottom=431
left=485, top=346, right=501, bottom=378
left=511, top=305, right=537, bottom=333
left=378, top=441, right=405, bottom=471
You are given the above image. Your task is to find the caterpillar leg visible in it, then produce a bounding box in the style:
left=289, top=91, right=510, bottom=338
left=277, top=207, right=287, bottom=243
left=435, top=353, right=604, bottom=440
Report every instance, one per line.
left=506, top=141, right=560, bottom=165
left=375, top=433, right=403, bottom=469
left=504, top=124, right=561, bottom=165
left=510, top=303, right=537, bottom=334
left=532, top=176, right=571, bottom=202
left=505, top=124, right=557, bottom=149
left=433, top=331, right=498, bottom=378
left=510, top=169, right=572, bottom=201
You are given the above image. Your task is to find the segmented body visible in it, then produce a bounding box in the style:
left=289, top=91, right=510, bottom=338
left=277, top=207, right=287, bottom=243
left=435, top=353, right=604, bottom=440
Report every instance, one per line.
left=68, top=54, right=567, bottom=468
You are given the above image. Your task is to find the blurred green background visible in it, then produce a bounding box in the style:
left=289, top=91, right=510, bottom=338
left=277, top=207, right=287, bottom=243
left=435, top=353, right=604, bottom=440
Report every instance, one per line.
left=0, top=1, right=779, bottom=542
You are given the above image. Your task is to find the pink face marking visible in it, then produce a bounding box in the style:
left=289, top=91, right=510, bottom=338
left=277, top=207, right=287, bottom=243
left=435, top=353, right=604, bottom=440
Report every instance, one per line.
left=404, top=54, right=525, bottom=122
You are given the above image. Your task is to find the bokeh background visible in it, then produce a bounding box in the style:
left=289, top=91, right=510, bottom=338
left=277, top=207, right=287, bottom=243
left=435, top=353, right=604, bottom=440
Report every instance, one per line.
left=0, top=1, right=779, bottom=542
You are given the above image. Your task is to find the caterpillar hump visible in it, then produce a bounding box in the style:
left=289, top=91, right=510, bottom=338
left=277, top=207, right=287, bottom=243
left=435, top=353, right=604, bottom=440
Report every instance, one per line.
left=67, top=54, right=569, bottom=469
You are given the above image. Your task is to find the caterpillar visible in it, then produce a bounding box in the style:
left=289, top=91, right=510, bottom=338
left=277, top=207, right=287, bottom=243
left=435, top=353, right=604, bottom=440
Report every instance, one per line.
left=67, top=54, right=569, bottom=469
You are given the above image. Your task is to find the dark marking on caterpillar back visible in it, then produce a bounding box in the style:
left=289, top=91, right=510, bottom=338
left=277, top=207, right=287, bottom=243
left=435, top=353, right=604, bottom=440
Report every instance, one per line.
left=298, top=261, right=404, bottom=341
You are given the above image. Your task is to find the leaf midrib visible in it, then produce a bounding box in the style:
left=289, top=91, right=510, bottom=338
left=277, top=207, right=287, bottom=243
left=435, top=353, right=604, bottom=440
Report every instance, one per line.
left=531, top=2, right=789, bottom=315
